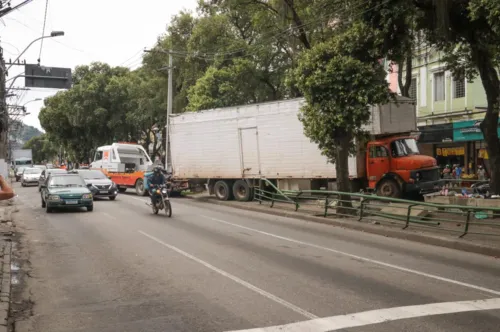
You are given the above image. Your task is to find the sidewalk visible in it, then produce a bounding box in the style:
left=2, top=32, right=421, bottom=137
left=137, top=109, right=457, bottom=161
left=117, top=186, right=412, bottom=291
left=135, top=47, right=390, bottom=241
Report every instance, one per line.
left=0, top=199, right=16, bottom=332
left=191, top=194, right=500, bottom=257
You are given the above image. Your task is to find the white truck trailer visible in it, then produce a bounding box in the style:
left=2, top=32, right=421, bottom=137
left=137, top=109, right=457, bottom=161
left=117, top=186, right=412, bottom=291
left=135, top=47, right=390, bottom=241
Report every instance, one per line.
left=169, top=98, right=440, bottom=200
left=12, top=149, right=33, bottom=167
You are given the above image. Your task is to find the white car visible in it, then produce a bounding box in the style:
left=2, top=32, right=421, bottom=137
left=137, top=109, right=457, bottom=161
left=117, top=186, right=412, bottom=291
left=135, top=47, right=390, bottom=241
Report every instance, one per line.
left=21, top=168, right=43, bottom=187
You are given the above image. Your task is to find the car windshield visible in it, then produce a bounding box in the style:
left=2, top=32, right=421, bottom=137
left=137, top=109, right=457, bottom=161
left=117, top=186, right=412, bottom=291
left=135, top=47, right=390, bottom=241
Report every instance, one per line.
left=79, top=170, right=107, bottom=180
left=390, top=138, right=420, bottom=157
left=24, top=168, right=42, bottom=175
left=48, top=175, right=86, bottom=188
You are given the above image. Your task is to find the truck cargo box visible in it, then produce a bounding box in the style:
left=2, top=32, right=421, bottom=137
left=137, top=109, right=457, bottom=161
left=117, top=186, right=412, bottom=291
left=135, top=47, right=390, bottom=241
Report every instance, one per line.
left=170, top=99, right=357, bottom=180
left=362, top=96, right=417, bottom=136
left=170, top=97, right=416, bottom=181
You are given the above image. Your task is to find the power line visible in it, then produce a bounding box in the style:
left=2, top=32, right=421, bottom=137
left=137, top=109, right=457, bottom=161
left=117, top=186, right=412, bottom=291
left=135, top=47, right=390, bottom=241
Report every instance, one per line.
left=147, top=0, right=392, bottom=63
left=5, top=16, right=100, bottom=59
left=119, top=49, right=144, bottom=67
left=37, top=0, right=49, bottom=65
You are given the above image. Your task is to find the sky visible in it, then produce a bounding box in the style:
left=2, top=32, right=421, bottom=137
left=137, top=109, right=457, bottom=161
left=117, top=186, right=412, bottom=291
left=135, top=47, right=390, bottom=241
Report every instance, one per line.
left=1, top=0, right=198, bottom=130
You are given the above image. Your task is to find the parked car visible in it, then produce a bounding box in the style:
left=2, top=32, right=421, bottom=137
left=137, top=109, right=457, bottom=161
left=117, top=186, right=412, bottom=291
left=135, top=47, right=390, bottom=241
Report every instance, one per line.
left=40, top=173, right=93, bottom=213
left=21, top=168, right=43, bottom=187
left=15, top=166, right=27, bottom=182
left=38, top=169, right=68, bottom=192
left=72, top=169, right=118, bottom=200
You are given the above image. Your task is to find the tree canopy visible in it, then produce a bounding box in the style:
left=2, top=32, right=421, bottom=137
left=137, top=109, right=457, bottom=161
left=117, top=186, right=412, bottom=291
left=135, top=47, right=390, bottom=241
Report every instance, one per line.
left=39, top=0, right=500, bottom=193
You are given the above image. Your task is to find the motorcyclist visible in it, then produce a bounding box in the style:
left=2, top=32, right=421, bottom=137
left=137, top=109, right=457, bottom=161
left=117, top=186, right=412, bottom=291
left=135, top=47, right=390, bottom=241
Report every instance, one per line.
left=148, top=166, right=166, bottom=205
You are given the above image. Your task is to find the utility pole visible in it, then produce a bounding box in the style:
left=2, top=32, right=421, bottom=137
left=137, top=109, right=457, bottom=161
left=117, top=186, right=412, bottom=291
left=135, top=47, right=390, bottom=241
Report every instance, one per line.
left=166, top=50, right=173, bottom=173
left=143, top=48, right=176, bottom=172
left=0, top=46, right=7, bottom=160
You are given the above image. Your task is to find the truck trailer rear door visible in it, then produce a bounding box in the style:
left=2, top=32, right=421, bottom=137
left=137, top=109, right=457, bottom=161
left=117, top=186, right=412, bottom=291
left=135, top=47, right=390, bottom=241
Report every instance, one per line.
left=238, top=127, right=261, bottom=178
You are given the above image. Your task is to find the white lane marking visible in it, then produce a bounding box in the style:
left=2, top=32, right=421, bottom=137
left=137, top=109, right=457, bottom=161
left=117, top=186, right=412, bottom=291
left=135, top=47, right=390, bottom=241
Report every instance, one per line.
left=100, top=212, right=116, bottom=220
left=138, top=230, right=317, bottom=319
left=226, top=297, right=500, bottom=332
left=122, top=195, right=148, bottom=204
left=201, top=216, right=500, bottom=296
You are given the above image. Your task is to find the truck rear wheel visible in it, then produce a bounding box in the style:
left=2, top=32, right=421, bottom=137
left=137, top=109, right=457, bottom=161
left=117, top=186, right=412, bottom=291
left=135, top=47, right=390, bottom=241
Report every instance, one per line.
left=214, top=180, right=233, bottom=201
left=135, top=179, right=148, bottom=196
left=376, top=179, right=401, bottom=198
left=233, top=180, right=253, bottom=202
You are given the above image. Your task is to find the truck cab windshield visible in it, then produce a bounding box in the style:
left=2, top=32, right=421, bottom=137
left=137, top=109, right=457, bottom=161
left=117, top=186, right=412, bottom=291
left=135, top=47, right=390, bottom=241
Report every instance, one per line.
left=390, top=138, right=420, bottom=157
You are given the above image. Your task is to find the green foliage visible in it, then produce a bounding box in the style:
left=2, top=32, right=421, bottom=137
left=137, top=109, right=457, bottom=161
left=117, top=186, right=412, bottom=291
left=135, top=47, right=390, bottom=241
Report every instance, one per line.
left=39, top=63, right=157, bottom=162
left=360, top=0, right=500, bottom=192
left=23, top=134, right=58, bottom=164
left=292, top=30, right=391, bottom=163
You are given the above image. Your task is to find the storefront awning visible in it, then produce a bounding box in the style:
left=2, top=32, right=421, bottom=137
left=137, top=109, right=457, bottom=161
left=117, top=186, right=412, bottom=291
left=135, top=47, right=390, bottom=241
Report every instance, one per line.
left=417, top=124, right=453, bottom=143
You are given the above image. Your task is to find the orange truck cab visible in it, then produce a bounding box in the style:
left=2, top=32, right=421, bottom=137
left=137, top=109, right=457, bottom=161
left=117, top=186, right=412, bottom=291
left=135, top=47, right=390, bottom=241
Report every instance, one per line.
left=366, top=135, right=440, bottom=197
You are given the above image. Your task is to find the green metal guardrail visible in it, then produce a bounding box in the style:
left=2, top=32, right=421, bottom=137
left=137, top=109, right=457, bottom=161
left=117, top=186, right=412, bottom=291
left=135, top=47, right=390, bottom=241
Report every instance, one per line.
left=254, top=178, right=500, bottom=238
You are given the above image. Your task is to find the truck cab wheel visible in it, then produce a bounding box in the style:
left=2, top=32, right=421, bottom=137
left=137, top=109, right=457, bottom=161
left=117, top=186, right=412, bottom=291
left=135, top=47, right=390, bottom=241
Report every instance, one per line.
left=376, top=179, right=401, bottom=198
left=214, top=181, right=234, bottom=201
left=233, top=180, right=253, bottom=202
left=135, top=179, right=148, bottom=196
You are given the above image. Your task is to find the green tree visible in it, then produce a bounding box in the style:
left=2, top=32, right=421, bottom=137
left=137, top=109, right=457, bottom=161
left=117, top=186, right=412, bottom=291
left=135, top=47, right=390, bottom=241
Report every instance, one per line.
left=292, top=25, right=391, bottom=207
left=39, top=63, right=136, bottom=162
left=23, top=134, right=58, bottom=164
left=360, top=0, right=500, bottom=192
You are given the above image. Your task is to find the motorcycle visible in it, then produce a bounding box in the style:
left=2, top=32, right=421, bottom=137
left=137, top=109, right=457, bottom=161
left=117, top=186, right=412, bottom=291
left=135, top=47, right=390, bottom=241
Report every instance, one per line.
left=150, top=184, right=172, bottom=217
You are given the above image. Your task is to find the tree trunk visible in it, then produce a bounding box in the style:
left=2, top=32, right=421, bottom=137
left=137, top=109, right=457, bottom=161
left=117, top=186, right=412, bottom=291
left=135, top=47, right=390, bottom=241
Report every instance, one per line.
left=397, top=54, right=413, bottom=98
left=473, top=48, right=500, bottom=194
left=334, top=135, right=354, bottom=216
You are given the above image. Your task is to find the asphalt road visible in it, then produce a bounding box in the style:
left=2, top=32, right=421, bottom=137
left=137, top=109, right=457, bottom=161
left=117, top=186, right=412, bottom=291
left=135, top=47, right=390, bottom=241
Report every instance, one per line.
left=11, top=183, right=500, bottom=332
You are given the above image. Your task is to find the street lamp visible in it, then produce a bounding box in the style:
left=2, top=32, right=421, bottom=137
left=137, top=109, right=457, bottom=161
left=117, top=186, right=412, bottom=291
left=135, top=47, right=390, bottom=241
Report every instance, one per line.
left=7, top=31, right=65, bottom=72
left=22, top=98, right=42, bottom=107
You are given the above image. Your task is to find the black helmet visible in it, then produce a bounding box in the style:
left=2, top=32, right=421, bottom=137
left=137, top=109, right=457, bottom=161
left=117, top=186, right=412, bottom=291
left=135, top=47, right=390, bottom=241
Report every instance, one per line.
left=153, top=166, right=163, bottom=174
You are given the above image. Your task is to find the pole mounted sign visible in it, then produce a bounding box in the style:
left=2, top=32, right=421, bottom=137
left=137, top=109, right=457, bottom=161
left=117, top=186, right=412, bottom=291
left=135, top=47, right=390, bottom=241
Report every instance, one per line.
left=24, top=64, right=72, bottom=89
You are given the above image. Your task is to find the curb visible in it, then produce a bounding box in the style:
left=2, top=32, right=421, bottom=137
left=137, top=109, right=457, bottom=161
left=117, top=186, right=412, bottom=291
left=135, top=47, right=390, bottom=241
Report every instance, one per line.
left=0, top=241, right=11, bottom=332
left=193, top=196, right=500, bottom=258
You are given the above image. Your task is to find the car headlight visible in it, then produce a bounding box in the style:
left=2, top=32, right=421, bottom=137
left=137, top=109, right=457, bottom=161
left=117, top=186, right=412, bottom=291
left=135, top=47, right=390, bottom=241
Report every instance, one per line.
left=111, top=182, right=117, bottom=187
left=48, top=195, right=60, bottom=200
left=82, top=194, right=92, bottom=199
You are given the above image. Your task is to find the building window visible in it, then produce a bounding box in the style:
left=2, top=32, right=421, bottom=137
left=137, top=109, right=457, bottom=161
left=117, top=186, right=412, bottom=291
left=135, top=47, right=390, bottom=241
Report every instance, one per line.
left=409, top=78, right=417, bottom=101
left=453, top=76, right=465, bottom=98
left=434, top=72, right=445, bottom=101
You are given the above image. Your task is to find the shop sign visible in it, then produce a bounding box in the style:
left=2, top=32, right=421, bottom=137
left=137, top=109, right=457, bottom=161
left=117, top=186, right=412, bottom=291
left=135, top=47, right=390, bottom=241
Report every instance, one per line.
left=418, top=124, right=453, bottom=143
left=436, top=147, right=465, bottom=156
left=478, top=148, right=489, bottom=159
left=453, top=119, right=500, bottom=142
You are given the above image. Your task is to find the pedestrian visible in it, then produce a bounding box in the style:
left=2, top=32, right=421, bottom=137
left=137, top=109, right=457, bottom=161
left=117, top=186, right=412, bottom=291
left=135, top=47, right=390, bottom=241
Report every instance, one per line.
left=455, top=164, right=462, bottom=187
left=477, top=165, right=487, bottom=181
left=442, top=164, right=452, bottom=179
left=0, top=175, right=14, bottom=201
